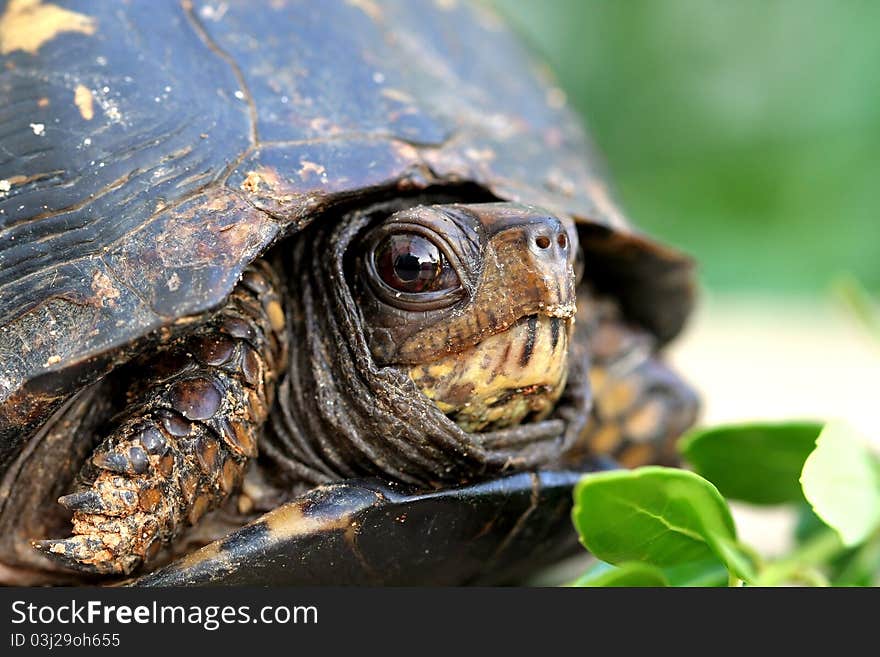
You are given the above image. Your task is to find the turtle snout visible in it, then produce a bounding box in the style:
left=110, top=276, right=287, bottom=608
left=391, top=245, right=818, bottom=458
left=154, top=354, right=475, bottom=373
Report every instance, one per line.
left=525, top=218, right=572, bottom=269
left=508, top=218, right=577, bottom=319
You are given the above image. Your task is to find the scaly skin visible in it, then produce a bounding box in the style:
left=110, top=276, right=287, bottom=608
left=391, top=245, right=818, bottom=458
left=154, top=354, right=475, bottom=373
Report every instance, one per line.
left=580, top=295, right=699, bottom=467
left=34, top=261, right=288, bottom=575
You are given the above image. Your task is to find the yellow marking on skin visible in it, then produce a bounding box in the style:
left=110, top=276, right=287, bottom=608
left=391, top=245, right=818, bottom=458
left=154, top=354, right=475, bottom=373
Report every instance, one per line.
left=73, top=84, right=94, bottom=120
left=589, top=423, right=622, bottom=454
left=427, top=363, right=454, bottom=379
left=0, top=0, right=95, bottom=55
left=599, top=377, right=639, bottom=418
left=618, top=443, right=655, bottom=468
left=266, top=300, right=285, bottom=332
left=588, top=368, right=607, bottom=394
left=624, top=399, right=665, bottom=443
left=236, top=493, right=254, bottom=515
left=409, top=315, right=571, bottom=432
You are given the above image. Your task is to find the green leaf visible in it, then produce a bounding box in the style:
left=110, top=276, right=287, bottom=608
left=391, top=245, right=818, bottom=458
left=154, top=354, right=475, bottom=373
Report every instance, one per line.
left=791, top=505, right=871, bottom=586
left=574, top=559, right=731, bottom=587
left=793, top=505, right=880, bottom=586
left=662, top=560, right=730, bottom=587
left=679, top=421, right=823, bottom=504
left=756, top=526, right=844, bottom=586
left=571, top=562, right=669, bottom=587
left=572, top=467, right=754, bottom=582
left=800, top=421, right=880, bottom=546
left=793, top=503, right=829, bottom=545
left=831, top=537, right=880, bottom=586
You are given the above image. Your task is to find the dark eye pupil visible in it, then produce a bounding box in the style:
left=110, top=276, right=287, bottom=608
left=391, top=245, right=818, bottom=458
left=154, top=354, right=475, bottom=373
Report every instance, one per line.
left=374, top=233, right=453, bottom=293
left=393, top=253, right=425, bottom=282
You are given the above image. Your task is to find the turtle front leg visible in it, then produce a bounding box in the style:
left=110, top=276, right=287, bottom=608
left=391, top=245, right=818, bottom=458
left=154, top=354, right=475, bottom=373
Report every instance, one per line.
left=581, top=296, right=699, bottom=467
left=34, top=261, right=288, bottom=576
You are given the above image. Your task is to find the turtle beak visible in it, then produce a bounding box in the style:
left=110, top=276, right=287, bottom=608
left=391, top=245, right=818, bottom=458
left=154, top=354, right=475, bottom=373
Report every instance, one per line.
left=484, top=216, right=577, bottom=322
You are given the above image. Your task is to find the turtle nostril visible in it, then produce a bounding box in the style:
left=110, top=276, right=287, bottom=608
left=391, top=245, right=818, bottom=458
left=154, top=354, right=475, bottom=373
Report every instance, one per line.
left=535, top=235, right=551, bottom=249
left=557, top=233, right=567, bottom=249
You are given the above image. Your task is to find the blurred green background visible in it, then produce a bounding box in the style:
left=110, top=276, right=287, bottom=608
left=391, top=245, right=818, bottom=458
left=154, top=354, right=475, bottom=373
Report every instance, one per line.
left=492, top=0, right=880, bottom=295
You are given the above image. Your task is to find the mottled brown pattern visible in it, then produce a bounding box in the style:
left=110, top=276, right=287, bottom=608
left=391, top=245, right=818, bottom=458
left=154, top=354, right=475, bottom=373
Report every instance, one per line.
left=575, top=294, right=699, bottom=467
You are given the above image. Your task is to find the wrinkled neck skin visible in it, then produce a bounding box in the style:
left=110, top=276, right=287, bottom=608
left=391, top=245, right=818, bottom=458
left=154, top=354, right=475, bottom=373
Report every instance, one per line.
left=265, top=201, right=593, bottom=492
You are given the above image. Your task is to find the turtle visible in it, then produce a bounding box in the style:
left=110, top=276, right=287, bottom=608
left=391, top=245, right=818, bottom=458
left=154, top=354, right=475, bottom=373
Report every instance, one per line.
left=0, top=0, right=698, bottom=586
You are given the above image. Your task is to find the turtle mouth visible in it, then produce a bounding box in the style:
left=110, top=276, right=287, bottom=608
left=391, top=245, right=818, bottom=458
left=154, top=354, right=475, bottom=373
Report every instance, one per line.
left=477, top=311, right=572, bottom=356
left=407, top=313, right=573, bottom=433
left=460, top=306, right=575, bottom=359
left=538, top=302, right=577, bottom=321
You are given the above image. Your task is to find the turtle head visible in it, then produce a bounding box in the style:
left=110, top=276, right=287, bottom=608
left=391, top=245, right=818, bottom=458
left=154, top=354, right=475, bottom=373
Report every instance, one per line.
left=355, top=203, right=579, bottom=432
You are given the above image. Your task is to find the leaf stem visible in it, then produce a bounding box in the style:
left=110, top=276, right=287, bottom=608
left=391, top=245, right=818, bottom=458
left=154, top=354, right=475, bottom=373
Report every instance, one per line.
left=754, top=528, right=844, bottom=587
left=789, top=567, right=831, bottom=587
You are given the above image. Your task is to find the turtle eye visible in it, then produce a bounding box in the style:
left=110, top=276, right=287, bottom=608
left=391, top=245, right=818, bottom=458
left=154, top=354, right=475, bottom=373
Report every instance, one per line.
left=374, top=233, right=459, bottom=294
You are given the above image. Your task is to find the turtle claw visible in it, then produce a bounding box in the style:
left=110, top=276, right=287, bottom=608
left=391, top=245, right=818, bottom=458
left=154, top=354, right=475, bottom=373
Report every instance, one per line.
left=58, top=491, right=106, bottom=514
left=58, top=480, right=138, bottom=516
left=32, top=536, right=118, bottom=575
left=39, top=492, right=149, bottom=575
left=38, top=483, right=159, bottom=575
left=33, top=534, right=144, bottom=576
left=92, top=450, right=133, bottom=474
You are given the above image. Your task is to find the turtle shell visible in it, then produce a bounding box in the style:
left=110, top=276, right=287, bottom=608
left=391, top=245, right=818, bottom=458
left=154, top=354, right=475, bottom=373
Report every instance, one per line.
left=0, top=0, right=694, bottom=471
left=133, top=466, right=614, bottom=587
